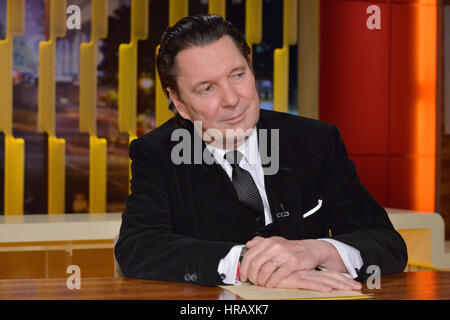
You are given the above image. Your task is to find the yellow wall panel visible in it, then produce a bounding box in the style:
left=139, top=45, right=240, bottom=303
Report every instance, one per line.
left=118, top=0, right=149, bottom=136
left=79, top=0, right=109, bottom=214
left=37, top=0, right=67, bottom=215
left=245, top=0, right=262, bottom=50
left=0, top=39, right=13, bottom=135
left=1, top=0, right=25, bottom=215
left=209, top=0, right=226, bottom=18
left=4, top=136, right=25, bottom=215
left=273, top=0, right=297, bottom=113
left=48, top=136, right=66, bottom=214
left=273, top=47, right=289, bottom=113
left=169, top=0, right=188, bottom=26
left=89, top=136, right=107, bottom=213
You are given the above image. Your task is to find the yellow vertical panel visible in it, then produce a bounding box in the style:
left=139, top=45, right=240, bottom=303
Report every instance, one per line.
left=283, top=0, right=297, bottom=46
left=0, top=39, right=13, bottom=135
left=118, top=43, right=138, bottom=136
left=273, top=47, right=289, bottom=113
left=80, top=43, right=97, bottom=134
left=0, top=0, right=25, bottom=134
left=245, top=0, right=262, bottom=49
left=118, top=0, right=149, bottom=136
left=91, top=0, right=108, bottom=38
left=48, top=136, right=66, bottom=214
left=89, top=136, right=107, bottom=213
left=49, top=0, right=66, bottom=39
left=169, top=0, right=188, bottom=26
left=80, top=0, right=109, bottom=215
left=1, top=0, right=25, bottom=215
left=80, top=0, right=108, bottom=135
left=6, top=0, right=25, bottom=38
left=37, top=0, right=67, bottom=215
left=131, top=0, right=149, bottom=41
left=155, top=45, right=173, bottom=127
left=4, top=135, right=25, bottom=215
left=273, top=0, right=297, bottom=113
left=209, top=0, right=226, bottom=18
left=38, top=41, right=56, bottom=134
left=297, top=0, right=319, bottom=119
left=38, top=0, right=67, bottom=134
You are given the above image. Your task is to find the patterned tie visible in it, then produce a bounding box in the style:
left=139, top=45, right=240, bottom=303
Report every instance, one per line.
left=224, top=150, right=264, bottom=222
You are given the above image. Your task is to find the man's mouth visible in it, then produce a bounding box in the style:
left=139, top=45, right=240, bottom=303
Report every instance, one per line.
left=224, top=111, right=245, bottom=124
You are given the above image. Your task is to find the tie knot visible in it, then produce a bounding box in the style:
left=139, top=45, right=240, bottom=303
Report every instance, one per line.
left=224, top=150, right=243, bottom=166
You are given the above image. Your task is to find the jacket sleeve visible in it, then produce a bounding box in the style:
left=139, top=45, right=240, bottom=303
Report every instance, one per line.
left=114, top=138, right=237, bottom=286
left=322, top=126, right=408, bottom=282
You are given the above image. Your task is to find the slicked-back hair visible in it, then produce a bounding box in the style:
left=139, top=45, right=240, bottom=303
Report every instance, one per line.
left=156, top=14, right=252, bottom=125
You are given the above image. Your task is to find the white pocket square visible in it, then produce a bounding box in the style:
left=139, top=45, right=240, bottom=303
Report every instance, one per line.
left=302, top=199, right=323, bottom=219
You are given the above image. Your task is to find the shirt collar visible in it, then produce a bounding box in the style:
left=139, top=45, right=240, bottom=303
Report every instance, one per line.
left=205, top=127, right=259, bottom=165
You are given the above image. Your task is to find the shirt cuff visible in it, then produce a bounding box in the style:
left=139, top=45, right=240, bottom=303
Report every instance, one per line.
left=317, top=238, right=364, bottom=279
left=217, top=245, right=245, bottom=284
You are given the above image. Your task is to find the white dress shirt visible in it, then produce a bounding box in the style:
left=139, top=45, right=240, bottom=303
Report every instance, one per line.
left=206, top=127, right=363, bottom=284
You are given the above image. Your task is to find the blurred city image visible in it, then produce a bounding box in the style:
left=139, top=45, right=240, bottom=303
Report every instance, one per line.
left=0, top=0, right=297, bottom=214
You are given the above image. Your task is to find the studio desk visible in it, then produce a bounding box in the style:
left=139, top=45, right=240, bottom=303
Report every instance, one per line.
left=0, top=209, right=449, bottom=279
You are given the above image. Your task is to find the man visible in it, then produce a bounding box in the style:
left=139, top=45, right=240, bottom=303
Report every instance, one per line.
left=115, top=15, right=407, bottom=291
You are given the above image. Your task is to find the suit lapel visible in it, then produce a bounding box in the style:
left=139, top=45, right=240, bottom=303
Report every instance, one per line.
left=257, top=111, right=306, bottom=239
left=186, top=110, right=308, bottom=240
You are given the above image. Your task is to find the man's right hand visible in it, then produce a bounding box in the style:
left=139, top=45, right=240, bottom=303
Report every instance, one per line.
left=273, top=269, right=362, bottom=292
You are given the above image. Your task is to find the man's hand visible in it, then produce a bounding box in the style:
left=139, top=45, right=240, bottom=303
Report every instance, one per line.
left=238, top=236, right=361, bottom=290
left=274, top=269, right=362, bottom=292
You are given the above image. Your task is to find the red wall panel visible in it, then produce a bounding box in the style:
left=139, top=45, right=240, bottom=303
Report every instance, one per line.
left=320, top=0, right=389, bottom=156
left=352, top=156, right=389, bottom=204
left=320, top=0, right=436, bottom=211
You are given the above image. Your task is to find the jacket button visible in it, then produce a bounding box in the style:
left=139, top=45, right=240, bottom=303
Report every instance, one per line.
left=220, top=273, right=226, bottom=280
left=184, top=273, right=191, bottom=282
left=190, top=273, right=198, bottom=282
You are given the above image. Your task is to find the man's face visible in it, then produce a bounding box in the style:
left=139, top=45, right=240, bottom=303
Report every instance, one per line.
left=168, top=35, right=260, bottom=147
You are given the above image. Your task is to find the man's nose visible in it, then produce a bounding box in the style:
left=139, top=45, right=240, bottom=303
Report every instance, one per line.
left=220, top=82, right=240, bottom=108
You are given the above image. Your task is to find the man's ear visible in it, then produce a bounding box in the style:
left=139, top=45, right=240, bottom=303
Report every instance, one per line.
left=167, top=88, right=191, bottom=121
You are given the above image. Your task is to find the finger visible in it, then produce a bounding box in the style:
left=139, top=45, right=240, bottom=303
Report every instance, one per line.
left=304, top=272, right=356, bottom=292
left=255, top=261, right=278, bottom=287
left=276, top=275, right=333, bottom=292
left=240, top=238, right=278, bottom=282
left=245, top=241, right=287, bottom=283
left=265, top=261, right=296, bottom=288
left=318, top=270, right=362, bottom=290
left=245, top=236, right=264, bottom=248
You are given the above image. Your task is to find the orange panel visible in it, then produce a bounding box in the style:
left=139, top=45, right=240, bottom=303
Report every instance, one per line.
left=389, top=3, right=436, bottom=211
left=389, top=156, right=435, bottom=210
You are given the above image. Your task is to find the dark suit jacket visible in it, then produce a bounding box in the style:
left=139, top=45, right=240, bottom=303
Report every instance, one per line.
left=115, top=109, right=407, bottom=286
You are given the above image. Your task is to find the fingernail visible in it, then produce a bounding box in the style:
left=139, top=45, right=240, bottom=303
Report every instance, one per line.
left=353, top=283, right=362, bottom=289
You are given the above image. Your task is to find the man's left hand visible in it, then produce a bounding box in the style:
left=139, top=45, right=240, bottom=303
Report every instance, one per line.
left=238, top=236, right=352, bottom=288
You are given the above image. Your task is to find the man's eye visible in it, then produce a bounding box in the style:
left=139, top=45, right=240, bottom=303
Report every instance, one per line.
left=232, top=72, right=244, bottom=79
left=200, top=86, right=212, bottom=93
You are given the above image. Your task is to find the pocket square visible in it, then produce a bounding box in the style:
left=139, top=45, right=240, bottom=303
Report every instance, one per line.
left=302, top=199, right=323, bottom=218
